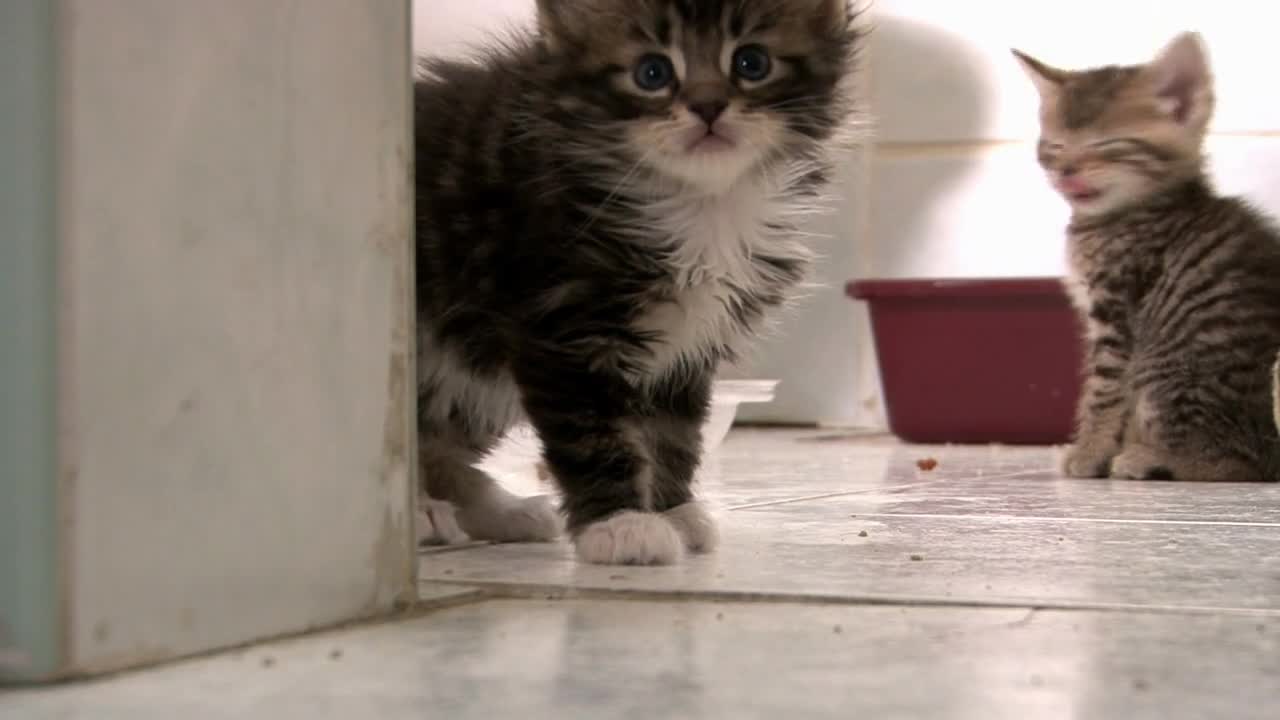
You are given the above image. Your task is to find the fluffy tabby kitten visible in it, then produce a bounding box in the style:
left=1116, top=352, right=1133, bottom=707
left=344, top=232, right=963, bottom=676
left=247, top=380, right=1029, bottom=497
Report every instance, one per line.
left=1014, top=32, right=1280, bottom=481
left=414, top=0, right=859, bottom=564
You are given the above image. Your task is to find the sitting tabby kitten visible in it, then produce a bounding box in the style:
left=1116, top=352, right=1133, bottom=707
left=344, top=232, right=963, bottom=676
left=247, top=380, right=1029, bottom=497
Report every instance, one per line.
left=414, top=0, right=859, bottom=563
left=1015, top=32, right=1280, bottom=481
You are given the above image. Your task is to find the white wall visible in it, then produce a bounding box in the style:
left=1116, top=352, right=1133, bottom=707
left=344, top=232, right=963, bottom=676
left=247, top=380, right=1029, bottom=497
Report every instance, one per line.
left=413, top=0, right=533, bottom=56
left=58, top=0, right=415, bottom=676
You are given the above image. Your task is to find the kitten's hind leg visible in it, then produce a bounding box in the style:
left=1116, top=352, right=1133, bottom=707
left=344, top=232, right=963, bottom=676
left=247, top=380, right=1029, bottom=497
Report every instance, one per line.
left=420, top=438, right=562, bottom=543
left=416, top=496, right=467, bottom=546
left=1110, top=442, right=1259, bottom=482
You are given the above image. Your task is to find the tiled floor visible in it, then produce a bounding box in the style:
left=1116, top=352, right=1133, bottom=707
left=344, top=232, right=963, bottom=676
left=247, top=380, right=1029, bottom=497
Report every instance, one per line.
left=6, top=429, right=1280, bottom=718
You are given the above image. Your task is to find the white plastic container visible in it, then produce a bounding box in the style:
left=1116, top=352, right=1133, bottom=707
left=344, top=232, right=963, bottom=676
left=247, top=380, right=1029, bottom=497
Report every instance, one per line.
left=702, top=380, right=779, bottom=451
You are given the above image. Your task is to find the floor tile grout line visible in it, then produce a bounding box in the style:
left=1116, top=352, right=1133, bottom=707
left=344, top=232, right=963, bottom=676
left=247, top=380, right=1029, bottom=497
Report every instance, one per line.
left=418, top=541, right=494, bottom=557
left=722, top=467, right=1057, bottom=512
left=414, top=579, right=1280, bottom=618
left=843, top=512, right=1280, bottom=529
left=723, top=481, right=946, bottom=511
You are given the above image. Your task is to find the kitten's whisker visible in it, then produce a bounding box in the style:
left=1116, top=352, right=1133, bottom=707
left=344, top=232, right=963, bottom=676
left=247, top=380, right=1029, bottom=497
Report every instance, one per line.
left=571, top=150, right=655, bottom=239
left=759, top=95, right=829, bottom=109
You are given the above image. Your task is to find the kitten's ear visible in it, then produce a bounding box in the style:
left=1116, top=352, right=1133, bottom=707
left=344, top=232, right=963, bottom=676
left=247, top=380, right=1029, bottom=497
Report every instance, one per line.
left=535, top=0, right=603, bottom=52
left=535, top=0, right=619, bottom=51
left=794, top=0, right=853, bottom=33
left=1012, top=49, right=1065, bottom=99
left=1146, top=32, right=1214, bottom=127
left=819, top=0, right=852, bottom=25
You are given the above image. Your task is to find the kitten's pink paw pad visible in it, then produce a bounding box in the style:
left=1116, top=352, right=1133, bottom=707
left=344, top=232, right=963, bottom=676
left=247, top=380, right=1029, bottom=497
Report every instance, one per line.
left=574, top=512, right=684, bottom=566
left=662, top=502, right=719, bottom=554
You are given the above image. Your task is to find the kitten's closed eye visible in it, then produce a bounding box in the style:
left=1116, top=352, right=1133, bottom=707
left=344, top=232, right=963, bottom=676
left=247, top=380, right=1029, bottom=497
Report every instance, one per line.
left=1087, top=137, right=1174, bottom=161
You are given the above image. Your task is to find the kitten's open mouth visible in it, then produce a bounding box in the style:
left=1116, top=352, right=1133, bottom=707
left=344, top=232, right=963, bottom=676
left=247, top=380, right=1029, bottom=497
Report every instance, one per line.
left=1058, top=177, right=1101, bottom=203
left=687, top=132, right=736, bottom=154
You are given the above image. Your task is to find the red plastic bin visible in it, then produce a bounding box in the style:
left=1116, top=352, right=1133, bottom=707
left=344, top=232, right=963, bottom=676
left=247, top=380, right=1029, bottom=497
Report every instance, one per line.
left=846, top=277, right=1085, bottom=445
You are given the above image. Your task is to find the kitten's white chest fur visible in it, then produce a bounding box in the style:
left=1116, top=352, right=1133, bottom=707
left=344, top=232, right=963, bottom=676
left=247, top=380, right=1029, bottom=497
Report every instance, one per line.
left=632, top=172, right=814, bottom=382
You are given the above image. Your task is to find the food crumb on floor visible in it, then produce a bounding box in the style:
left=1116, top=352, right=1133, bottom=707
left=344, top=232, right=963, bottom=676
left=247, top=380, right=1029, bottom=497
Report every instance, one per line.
left=916, top=458, right=939, bottom=471
left=909, top=554, right=924, bottom=562
left=858, top=530, right=869, bottom=538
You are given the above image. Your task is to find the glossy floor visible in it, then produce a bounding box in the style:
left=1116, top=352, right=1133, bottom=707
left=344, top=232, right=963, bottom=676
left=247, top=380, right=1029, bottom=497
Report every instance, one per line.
left=7, top=430, right=1280, bottom=718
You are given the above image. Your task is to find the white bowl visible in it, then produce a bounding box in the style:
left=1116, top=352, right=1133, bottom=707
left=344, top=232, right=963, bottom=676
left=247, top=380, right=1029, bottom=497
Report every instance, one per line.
left=701, top=380, right=779, bottom=451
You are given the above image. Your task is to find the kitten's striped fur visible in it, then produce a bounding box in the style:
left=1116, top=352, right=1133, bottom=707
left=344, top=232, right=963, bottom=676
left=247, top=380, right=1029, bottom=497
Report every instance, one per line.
left=1016, top=33, right=1280, bottom=481
left=415, top=0, right=859, bottom=563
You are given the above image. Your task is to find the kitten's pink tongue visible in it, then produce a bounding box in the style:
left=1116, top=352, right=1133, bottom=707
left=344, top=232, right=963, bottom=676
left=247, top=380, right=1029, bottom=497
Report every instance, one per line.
left=1059, top=175, right=1094, bottom=196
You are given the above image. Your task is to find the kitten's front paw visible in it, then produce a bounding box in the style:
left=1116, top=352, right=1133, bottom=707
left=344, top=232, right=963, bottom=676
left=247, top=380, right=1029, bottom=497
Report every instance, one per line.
left=662, top=502, right=719, bottom=554
left=457, top=494, right=563, bottom=543
left=1062, top=444, right=1116, bottom=478
left=1110, top=446, right=1176, bottom=481
left=574, top=512, right=684, bottom=566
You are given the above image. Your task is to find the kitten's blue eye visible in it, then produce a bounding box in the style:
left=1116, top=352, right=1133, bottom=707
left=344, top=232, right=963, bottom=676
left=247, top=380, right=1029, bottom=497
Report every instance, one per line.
left=633, top=54, right=675, bottom=92
left=732, top=44, right=772, bottom=82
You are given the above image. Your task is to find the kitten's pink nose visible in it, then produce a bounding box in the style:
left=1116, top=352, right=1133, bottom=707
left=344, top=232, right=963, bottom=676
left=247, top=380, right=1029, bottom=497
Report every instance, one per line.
left=689, top=101, right=728, bottom=126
